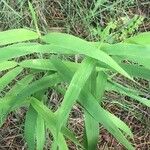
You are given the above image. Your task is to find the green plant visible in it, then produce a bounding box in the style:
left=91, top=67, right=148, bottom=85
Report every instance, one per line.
left=0, top=28, right=150, bottom=150
left=91, top=15, right=144, bottom=43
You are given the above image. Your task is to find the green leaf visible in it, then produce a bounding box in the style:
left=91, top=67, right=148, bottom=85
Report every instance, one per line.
left=104, top=110, right=133, bottom=138
left=57, top=133, right=69, bottom=150
left=78, top=91, right=134, bottom=150
left=83, top=71, right=108, bottom=150
left=96, top=71, right=107, bottom=101
left=28, top=1, right=41, bottom=37
left=84, top=70, right=99, bottom=150
left=4, top=74, right=34, bottom=98
left=24, top=105, right=37, bottom=150
left=0, top=43, right=75, bottom=61
left=36, top=115, right=45, bottom=150
left=31, top=98, right=82, bottom=149
left=0, top=74, right=61, bottom=128
left=0, top=61, right=17, bottom=71
left=51, top=132, right=69, bottom=150
left=11, top=73, right=61, bottom=108
left=117, top=56, right=150, bottom=70
left=0, top=67, right=23, bottom=92
left=102, top=43, right=150, bottom=59
left=20, top=59, right=56, bottom=71
left=121, top=64, right=150, bottom=80
left=61, top=127, right=83, bottom=148
left=106, top=81, right=150, bottom=107
left=84, top=111, right=99, bottom=150
left=52, top=57, right=96, bottom=129
left=0, top=74, right=33, bottom=127
left=0, top=29, right=39, bottom=46
left=51, top=58, right=133, bottom=136
left=19, top=59, right=79, bottom=73
left=0, top=99, right=10, bottom=127
left=125, top=32, right=150, bottom=45
left=31, top=98, right=57, bottom=134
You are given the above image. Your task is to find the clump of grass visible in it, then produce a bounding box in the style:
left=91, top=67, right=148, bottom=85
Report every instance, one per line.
left=0, top=25, right=150, bottom=150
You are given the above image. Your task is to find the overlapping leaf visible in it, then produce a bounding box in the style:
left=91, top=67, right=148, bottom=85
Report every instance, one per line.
left=31, top=98, right=83, bottom=149
left=51, top=59, right=134, bottom=150
left=42, top=32, right=132, bottom=79
left=0, top=74, right=33, bottom=127
left=53, top=57, right=96, bottom=129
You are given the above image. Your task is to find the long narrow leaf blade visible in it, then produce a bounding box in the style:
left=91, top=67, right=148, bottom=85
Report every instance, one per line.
left=24, top=105, right=37, bottom=150
left=106, top=81, right=150, bottom=107
left=0, top=43, right=75, bottom=61
left=11, top=73, right=61, bottom=108
left=36, top=115, right=45, bottom=150
left=124, top=32, right=150, bottom=45
left=52, top=58, right=96, bottom=128
left=0, top=67, right=23, bottom=92
left=0, top=61, right=17, bottom=71
left=0, top=75, right=33, bottom=127
left=0, top=29, right=39, bottom=46
left=31, top=98, right=82, bottom=148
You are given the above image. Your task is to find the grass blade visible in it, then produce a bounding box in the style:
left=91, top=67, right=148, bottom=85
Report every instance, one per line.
left=124, top=32, right=150, bottom=45
left=83, top=71, right=108, bottom=149
left=36, top=115, right=45, bottom=150
left=20, top=59, right=56, bottom=71
left=102, top=43, right=150, bottom=59
left=78, top=91, right=134, bottom=150
left=4, top=74, right=34, bottom=98
left=31, top=98, right=82, bottom=149
left=107, top=81, right=150, bottom=107
left=0, top=43, right=75, bottom=61
left=57, top=133, right=69, bottom=150
left=0, top=67, right=23, bottom=92
left=28, top=1, right=41, bottom=37
left=84, top=70, right=99, bottom=150
left=0, top=61, right=17, bottom=71
left=121, top=64, right=150, bottom=80
left=11, top=73, right=61, bottom=108
left=52, top=57, right=96, bottom=129
left=0, top=75, right=33, bottom=127
left=0, top=29, right=39, bottom=46
left=19, top=59, right=79, bottom=72
left=24, top=105, right=37, bottom=150
left=0, top=73, right=61, bottom=127
left=96, top=71, right=107, bottom=101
